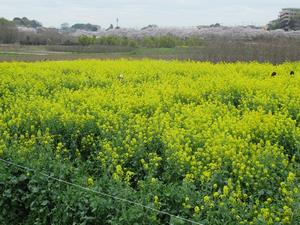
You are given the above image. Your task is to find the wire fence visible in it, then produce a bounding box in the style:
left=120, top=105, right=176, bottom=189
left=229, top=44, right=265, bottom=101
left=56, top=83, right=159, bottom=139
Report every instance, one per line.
left=0, top=157, right=203, bottom=225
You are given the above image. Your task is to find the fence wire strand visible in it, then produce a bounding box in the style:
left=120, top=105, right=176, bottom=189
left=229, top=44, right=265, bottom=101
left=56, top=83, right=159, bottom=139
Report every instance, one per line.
left=0, top=158, right=203, bottom=225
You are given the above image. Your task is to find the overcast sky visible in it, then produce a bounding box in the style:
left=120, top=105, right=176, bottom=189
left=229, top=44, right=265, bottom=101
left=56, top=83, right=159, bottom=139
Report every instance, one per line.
left=1, top=0, right=300, bottom=28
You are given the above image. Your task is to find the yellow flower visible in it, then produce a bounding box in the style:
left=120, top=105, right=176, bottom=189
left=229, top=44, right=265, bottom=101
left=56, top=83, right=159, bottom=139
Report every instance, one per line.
left=283, top=205, right=292, bottom=216
left=261, top=208, right=270, bottom=220
left=124, top=171, right=134, bottom=183
left=154, top=195, right=159, bottom=205
left=116, top=165, right=124, bottom=176
left=282, top=216, right=290, bottom=224
left=87, top=177, right=94, bottom=186
left=213, top=192, right=219, bottom=198
left=204, top=195, right=210, bottom=203
left=223, top=185, right=229, bottom=196
left=184, top=173, right=195, bottom=182
left=194, top=206, right=200, bottom=214
left=287, top=172, right=295, bottom=183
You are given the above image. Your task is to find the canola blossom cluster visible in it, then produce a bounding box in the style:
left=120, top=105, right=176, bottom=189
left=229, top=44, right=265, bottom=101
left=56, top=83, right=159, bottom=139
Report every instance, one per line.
left=0, top=60, right=299, bottom=224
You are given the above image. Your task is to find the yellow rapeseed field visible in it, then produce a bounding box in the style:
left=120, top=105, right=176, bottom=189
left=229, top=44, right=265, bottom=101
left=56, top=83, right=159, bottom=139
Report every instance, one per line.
left=0, top=60, right=299, bottom=225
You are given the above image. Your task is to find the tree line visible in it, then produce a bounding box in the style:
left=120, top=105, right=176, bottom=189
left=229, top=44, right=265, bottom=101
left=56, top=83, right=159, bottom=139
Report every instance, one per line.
left=0, top=17, right=205, bottom=48
left=78, top=35, right=204, bottom=48
left=0, top=17, right=76, bottom=45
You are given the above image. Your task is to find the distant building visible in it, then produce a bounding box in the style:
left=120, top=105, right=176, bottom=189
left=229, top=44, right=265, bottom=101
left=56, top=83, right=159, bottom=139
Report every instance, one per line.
left=279, top=8, right=300, bottom=31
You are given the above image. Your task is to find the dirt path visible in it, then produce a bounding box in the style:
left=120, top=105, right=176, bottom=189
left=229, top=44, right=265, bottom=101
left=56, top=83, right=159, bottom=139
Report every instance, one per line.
left=0, top=51, right=68, bottom=56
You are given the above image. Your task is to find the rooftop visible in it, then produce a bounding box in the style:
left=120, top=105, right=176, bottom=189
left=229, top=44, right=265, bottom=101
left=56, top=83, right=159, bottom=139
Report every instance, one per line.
left=282, top=8, right=300, bottom=11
